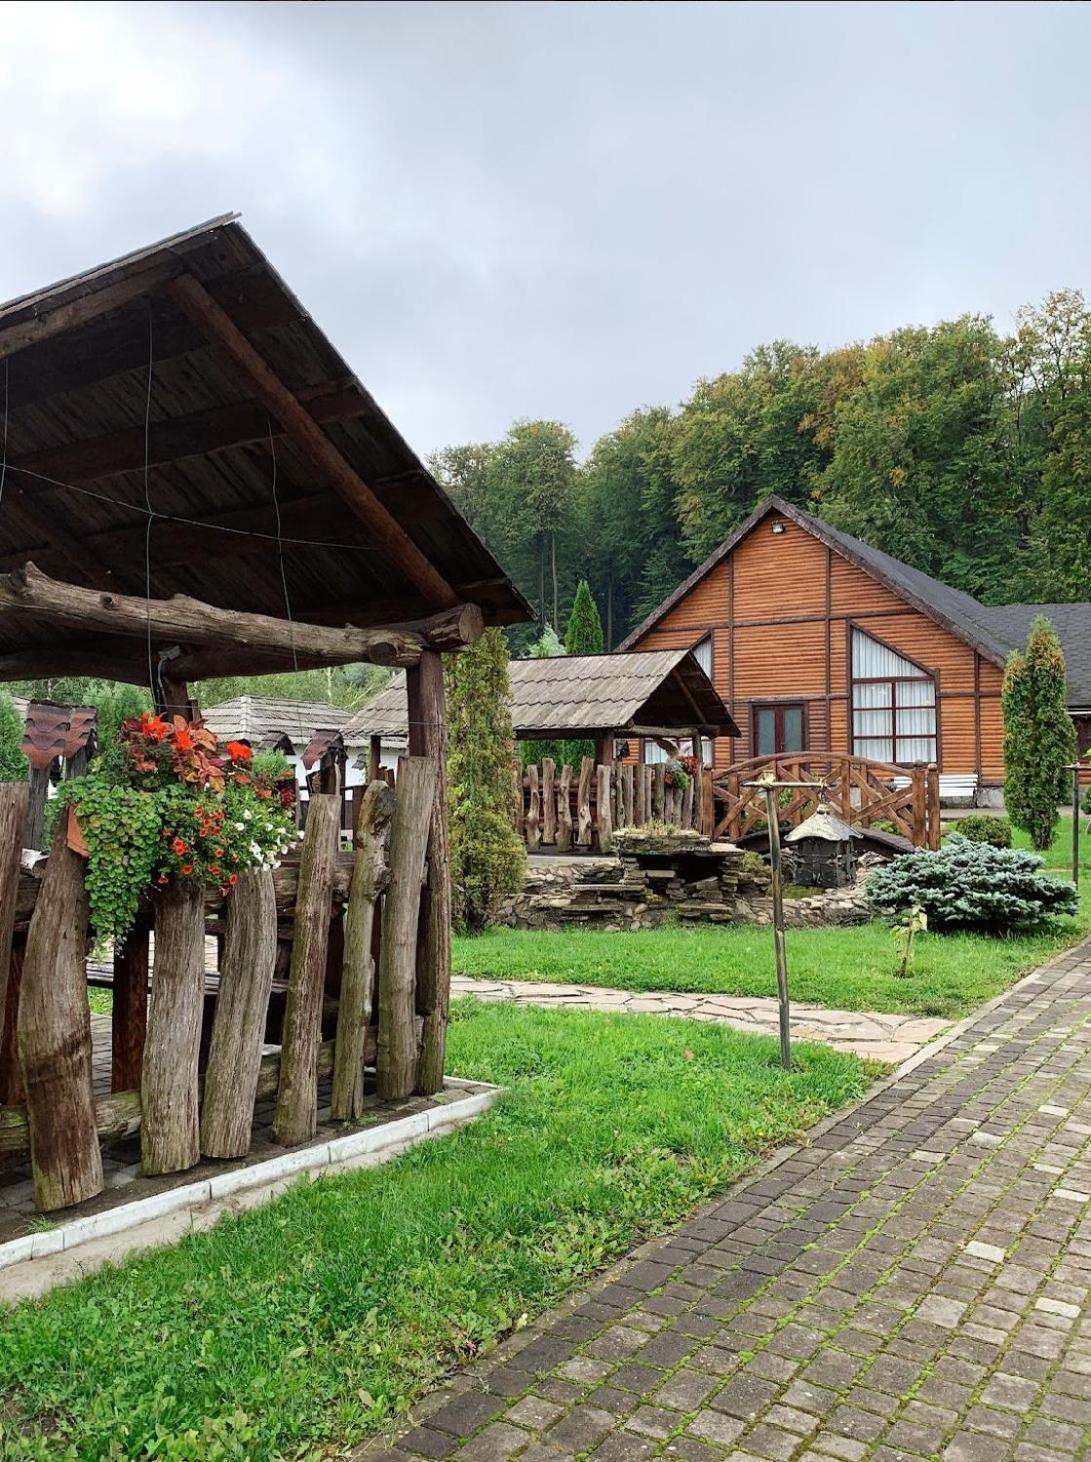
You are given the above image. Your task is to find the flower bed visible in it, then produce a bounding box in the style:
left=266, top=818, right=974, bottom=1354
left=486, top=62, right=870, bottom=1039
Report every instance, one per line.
left=58, top=712, right=300, bottom=946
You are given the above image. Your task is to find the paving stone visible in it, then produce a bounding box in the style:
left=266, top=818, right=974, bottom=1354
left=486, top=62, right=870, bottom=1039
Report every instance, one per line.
left=545, top=1406, right=616, bottom=1450
left=710, top=1373, right=779, bottom=1420
left=460, top=1424, right=530, bottom=1462
left=400, top=1426, right=459, bottom=1458
left=428, top=1392, right=507, bottom=1438
left=685, top=1410, right=745, bottom=1445
left=507, top=1396, right=565, bottom=1431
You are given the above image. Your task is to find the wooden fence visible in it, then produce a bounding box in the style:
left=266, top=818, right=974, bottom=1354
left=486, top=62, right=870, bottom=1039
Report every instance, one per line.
left=712, top=752, right=941, bottom=849
left=516, top=757, right=716, bottom=852
left=0, top=761, right=444, bottom=1213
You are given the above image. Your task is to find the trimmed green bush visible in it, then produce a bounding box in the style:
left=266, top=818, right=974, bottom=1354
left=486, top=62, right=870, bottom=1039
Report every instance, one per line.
left=867, top=834, right=1077, bottom=932
left=1002, top=616, right=1077, bottom=851
left=953, top=814, right=1013, bottom=848
left=0, top=690, right=27, bottom=781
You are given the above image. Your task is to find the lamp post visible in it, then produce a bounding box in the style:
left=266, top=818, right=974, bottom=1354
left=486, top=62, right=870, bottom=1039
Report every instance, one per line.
left=1065, top=764, right=1083, bottom=891
left=743, top=774, right=824, bottom=1071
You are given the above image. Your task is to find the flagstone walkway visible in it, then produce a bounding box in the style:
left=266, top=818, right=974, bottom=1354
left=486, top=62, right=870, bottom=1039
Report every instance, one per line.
left=371, top=940, right=1091, bottom=1461
left=450, top=977, right=949, bottom=1064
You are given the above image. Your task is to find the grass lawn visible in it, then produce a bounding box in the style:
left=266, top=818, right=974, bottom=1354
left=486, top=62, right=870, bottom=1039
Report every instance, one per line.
left=0, top=1001, right=869, bottom=1461
left=453, top=819, right=1091, bottom=1021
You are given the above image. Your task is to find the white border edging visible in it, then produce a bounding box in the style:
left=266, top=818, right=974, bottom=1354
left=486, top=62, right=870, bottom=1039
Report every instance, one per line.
left=0, top=1082, right=501, bottom=1278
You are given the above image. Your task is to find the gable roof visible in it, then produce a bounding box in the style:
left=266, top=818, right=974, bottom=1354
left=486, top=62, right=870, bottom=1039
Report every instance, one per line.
left=201, top=696, right=370, bottom=753
left=343, top=648, right=739, bottom=744
left=619, top=494, right=1091, bottom=710
left=0, top=216, right=530, bottom=684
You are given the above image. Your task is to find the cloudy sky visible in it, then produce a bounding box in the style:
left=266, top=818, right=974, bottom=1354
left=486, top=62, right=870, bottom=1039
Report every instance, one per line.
left=0, top=1, right=1088, bottom=456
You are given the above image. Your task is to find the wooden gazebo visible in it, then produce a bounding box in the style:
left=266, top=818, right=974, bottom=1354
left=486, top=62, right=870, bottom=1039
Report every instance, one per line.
left=0, top=216, right=528, bottom=1211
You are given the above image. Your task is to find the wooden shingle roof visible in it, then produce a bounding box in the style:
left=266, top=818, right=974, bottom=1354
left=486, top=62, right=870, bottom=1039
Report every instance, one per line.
left=344, top=649, right=739, bottom=744
left=200, top=696, right=370, bottom=753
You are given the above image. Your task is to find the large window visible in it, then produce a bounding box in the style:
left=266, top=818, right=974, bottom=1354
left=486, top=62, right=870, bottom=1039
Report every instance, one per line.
left=752, top=703, right=805, bottom=755
left=851, top=629, right=937, bottom=764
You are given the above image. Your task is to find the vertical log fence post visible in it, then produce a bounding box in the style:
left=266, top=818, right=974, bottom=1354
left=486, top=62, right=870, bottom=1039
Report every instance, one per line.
left=377, top=757, right=437, bottom=1100
left=576, top=756, right=594, bottom=846
left=652, top=764, right=666, bottom=821
left=635, top=761, right=647, bottom=825
left=596, top=763, right=614, bottom=853
left=332, top=781, right=393, bottom=1119
left=112, top=916, right=150, bottom=1093
left=526, top=763, right=541, bottom=850
left=274, top=793, right=341, bottom=1146
left=201, top=869, right=278, bottom=1158
left=556, top=764, right=573, bottom=852
left=700, top=768, right=715, bottom=836
left=0, top=781, right=29, bottom=1094
left=408, top=650, right=453, bottom=1096
left=18, top=819, right=103, bottom=1209
left=541, top=757, right=556, bottom=845
left=141, top=883, right=206, bottom=1175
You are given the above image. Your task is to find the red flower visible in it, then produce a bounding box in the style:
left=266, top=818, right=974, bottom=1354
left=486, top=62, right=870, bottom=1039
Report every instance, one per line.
left=225, top=740, right=253, bottom=762
left=172, top=837, right=187, bottom=856
left=209, top=864, right=221, bottom=876
left=173, top=727, right=195, bottom=752
left=181, top=863, right=193, bottom=876
left=157, top=873, right=168, bottom=885
left=227, top=872, right=239, bottom=886
left=213, top=847, right=224, bottom=857
left=139, top=713, right=170, bottom=742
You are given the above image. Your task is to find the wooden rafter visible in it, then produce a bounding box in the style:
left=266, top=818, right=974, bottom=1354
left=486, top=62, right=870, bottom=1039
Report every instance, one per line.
left=0, top=262, right=177, bottom=364
left=0, top=563, right=483, bottom=668
left=169, top=274, right=458, bottom=610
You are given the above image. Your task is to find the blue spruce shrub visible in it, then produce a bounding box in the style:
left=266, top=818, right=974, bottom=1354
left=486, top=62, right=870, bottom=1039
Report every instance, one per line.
left=867, top=834, right=1077, bottom=932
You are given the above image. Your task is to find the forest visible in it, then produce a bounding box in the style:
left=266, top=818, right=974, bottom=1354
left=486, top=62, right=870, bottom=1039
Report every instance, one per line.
left=433, top=289, right=1091, bottom=651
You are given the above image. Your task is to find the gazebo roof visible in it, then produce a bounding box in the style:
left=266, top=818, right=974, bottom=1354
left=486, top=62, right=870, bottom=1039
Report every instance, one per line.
left=344, top=648, right=739, bottom=744
left=0, top=215, right=529, bottom=685
left=200, top=696, right=370, bottom=754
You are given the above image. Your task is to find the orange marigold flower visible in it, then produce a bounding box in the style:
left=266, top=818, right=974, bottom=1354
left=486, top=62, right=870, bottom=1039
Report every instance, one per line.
left=226, top=740, right=253, bottom=762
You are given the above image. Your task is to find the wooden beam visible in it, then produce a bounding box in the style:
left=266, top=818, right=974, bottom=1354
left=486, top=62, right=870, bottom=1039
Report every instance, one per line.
left=170, top=274, right=458, bottom=609
left=0, top=563, right=482, bottom=667
left=0, top=262, right=177, bottom=364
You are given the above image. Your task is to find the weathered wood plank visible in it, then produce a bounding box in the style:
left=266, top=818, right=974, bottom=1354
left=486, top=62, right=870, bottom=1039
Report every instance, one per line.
left=274, top=795, right=342, bottom=1146
left=408, top=652, right=452, bottom=1097
left=541, top=758, right=556, bottom=845
left=526, top=763, right=541, bottom=850
left=556, top=764, right=573, bottom=852
left=576, top=756, right=594, bottom=846
left=376, top=758, right=436, bottom=1100
left=0, top=782, right=29, bottom=1084
left=596, top=764, right=614, bottom=854
left=332, top=782, right=393, bottom=1119
left=141, top=883, right=206, bottom=1176
left=112, top=917, right=150, bottom=1093
left=200, top=870, right=278, bottom=1158
left=17, top=820, right=102, bottom=1210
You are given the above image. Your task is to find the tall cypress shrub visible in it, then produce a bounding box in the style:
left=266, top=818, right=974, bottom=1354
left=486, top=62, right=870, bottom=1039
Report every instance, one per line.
left=562, top=580, right=604, bottom=767
left=0, top=691, right=27, bottom=781
left=1002, top=616, right=1076, bottom=851
left=447, top=629, right=527, bottom=932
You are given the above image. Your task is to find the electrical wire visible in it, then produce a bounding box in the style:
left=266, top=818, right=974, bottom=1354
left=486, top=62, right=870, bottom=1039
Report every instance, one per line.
left=142, top=314, right=156, bottom=702
left=0, top=361, right=8, bottom=511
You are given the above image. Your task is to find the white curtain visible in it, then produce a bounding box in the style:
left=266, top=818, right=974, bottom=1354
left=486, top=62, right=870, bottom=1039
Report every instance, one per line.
left=851, top=630, right=936, bottom=764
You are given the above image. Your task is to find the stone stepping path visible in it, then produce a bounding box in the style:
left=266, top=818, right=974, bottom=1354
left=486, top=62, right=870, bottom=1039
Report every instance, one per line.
left=372, top=939, right=1091, bottom=1462
left=451, top=976, right=949, bottom=1063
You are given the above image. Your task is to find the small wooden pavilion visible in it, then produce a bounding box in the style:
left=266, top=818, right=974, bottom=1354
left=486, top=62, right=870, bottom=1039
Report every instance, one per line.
left=347, top=649, right=738, bottom=847
left=0, top=216, right=528, bottom=1211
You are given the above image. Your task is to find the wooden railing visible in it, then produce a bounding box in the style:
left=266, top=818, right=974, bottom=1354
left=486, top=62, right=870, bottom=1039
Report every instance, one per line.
left=713, top=752, right=940, bottom=849
left=516, top=757, right=716, bottom=852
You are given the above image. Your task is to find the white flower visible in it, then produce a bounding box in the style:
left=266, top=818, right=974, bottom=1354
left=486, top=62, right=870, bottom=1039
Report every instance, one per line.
left=235, top=822, right=245, bottom=831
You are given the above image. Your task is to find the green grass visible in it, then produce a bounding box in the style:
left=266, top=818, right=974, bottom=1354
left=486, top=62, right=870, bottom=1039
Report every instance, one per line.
left=454, top=817, right=1091, bottom=1021
left=1011, top=811, right=1091, bottom=870
left=0, top=1002, right=869, bottom=1461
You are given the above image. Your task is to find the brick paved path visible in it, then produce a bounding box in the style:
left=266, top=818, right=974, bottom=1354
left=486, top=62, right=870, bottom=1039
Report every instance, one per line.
left=368, top=940, right=1091, bottom=1462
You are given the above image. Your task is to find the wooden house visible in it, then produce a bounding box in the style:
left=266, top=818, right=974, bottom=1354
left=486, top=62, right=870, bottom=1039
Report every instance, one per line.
left=620, top=495, right=1091, bottom=803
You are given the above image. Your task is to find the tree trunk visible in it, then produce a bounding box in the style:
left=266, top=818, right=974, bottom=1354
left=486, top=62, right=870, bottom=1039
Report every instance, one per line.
left=376, top=757, right=436, bottom=1100
left=541, top=757, right=556, bottom=845
left=596, top=763, right=614, bottom=854
left=0, top=936, right=24, bottom=1105
left=526, top=763, right=541, bottom=850
left=274, top=794, right=341, bottom=1146
left=201, top=869, right=278, bottom=1158
left=576, top=756, right=594, bottom=846
left=556, top=764, right=573, bottom=852
left=141, top=882, right=206, bottom=1175
left=332, top=781, right=393, bottom=1119
left=18, top=819, right=102, bottom=1210
left=407, top=653, right=451, bottom=1096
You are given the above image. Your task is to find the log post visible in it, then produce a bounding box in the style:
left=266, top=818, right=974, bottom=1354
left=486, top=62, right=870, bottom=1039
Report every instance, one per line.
left=376, top=757, right=436, bottom=1100
left=541, top=757, right=556, bottom=845
left=368, top=735, right=382, bottom=783
left=652, top=764, right=666, bottom=821
left=622, top=764, right=634, bottom=827
left=927, top=764, right=941, bottom=851
left=682, top=778, right=694, bottom=829
left=526, top=763, right=540, bottom=850
left=0, top=937, right=24, bottom=1105
left=24, top=764, right=51, bottom=852
left=596, top=763, right=614, bottom=854
left=700, top=768, right=715, bottom=836
left=332, top=781, right=393, bottom=1119
left=112, top=916, right=150, bottom=1093
left=274, top=793, right=341, bottom=1146
left=17, top=818, right=103, bottom=1209
left=910, top=764, right=927, bottom=850
left=576, top=756, right=594, bottom=846
left=141, top=882, right=206, bottom=1175
left=556, top=765, right=573, bottom=852
left=407, top=650, right=452, bottom=1096
left=0, top=781, right=29, bottom=1085
left=200, top=869, right=278, bottom=1158
left=513, top=759, right=525, bottom=838
left=635, top=761, right=647, bottom=825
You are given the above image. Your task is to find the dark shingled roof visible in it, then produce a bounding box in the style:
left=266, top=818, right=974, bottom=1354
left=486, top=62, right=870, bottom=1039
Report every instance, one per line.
left=619, top=494, right=1091, bottom=711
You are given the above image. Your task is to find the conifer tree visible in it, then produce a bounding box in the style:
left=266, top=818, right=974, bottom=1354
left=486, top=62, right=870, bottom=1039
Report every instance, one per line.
left=446, top=629, right=526, bottom=931
left=1002, top=616, right=1076, bottom=851
left=564, top=579, right=604, bottom=656
left=0, top=691, right=26, bottom=781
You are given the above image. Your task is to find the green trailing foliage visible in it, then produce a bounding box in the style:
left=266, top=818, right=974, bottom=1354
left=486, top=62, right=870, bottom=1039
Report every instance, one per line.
left=1002, top=616, right=1077, bottom=851
left=0, top=689, right=27, bottom=781
left=866, top=834, right=1077, bottom=932
left=952, top=814, right=1013, bottom=848
left=447, top=629, right=526, bottom=932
